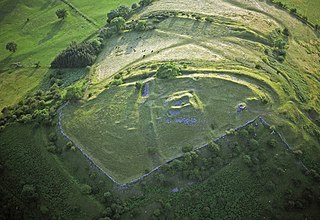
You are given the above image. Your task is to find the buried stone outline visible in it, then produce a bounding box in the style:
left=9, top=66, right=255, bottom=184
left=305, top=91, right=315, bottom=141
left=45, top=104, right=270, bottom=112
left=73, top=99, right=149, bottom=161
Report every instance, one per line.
left=58, top=102, right=307, bottom=187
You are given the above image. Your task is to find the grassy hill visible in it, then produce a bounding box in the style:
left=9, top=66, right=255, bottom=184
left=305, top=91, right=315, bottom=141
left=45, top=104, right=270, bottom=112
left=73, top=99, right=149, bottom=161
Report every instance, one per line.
left=0, top=0, right=320, bottom=219
left=62, top=75, right=268, bottom=183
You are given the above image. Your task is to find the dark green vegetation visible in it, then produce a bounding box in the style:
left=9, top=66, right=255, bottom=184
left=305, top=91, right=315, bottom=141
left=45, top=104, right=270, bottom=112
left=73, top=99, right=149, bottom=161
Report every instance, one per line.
left=1, top=0, right=320, bottom=219
left=51, top=40, right=102, bottom=68
left=119, top=119, right=320, bottom=219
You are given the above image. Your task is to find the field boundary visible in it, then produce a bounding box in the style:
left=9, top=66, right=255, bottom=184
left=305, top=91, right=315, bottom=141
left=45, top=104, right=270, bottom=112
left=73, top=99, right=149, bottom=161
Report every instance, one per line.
left=57, top=102, right=305, bottom=187
left=59, top=0, right=99, bottom=28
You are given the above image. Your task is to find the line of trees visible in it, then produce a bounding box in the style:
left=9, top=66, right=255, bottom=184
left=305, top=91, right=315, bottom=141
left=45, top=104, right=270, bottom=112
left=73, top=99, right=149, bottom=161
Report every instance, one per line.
left=99, top=0, right=154, bottom=39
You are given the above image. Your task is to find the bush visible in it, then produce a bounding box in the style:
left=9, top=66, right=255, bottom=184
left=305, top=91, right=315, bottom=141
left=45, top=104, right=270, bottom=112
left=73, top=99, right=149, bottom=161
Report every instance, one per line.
left=135, top=20, right=147, bottom=31
left=107, top=5, right=131, bottom=22
left=131, top=3, right=139, bottom=10
left=182, top=145, right=193, bottom=153
left=56, top=8, right=67, bottom=19
left=290, top=8, right=297, bottom=14
left=111, top=78, right=123, bottom=86
left=65, top=86, right=83, bottom=101
left=156, top=63, right=181, bottom=79
left=110, top=17, right=126, bottom=33
left=209, top=141, right=220, bottom=155
left=66, top=141, right=73, bottom=150
left=267, top=139, right=277, bottom=148
left=226, top=128, right=235, bottom=135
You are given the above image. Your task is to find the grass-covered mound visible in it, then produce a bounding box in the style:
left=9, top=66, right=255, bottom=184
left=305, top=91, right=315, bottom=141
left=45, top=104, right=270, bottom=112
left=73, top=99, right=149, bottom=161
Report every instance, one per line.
left=0, top=0, right=320, bottom=219
left=61, top=75, right=269, bottom=183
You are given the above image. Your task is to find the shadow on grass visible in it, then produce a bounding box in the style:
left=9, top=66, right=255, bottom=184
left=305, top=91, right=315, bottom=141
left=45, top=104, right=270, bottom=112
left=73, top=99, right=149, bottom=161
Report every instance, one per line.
left=0, top=54, right=13, bottom=71
left=0, top=0, right=19, bottom=23
left=40, top=0, right=58, bottom=11
left=38, top=20, right=65, bottom=45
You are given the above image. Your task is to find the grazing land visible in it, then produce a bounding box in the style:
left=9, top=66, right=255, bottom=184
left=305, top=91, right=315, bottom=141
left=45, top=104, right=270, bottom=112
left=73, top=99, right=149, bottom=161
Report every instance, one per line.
left=62, top=76, right=267, bottom=182
left=0, top=0, right=320, bottom=219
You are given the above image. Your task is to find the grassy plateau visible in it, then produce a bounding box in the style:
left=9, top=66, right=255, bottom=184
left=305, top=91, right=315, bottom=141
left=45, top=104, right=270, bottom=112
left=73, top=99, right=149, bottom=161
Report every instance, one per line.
left=0, top=0, right=320, bottom=219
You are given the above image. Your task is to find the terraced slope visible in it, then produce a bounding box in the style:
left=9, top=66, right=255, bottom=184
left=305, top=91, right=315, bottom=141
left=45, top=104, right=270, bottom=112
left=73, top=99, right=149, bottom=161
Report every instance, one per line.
left=61, top=0, right=320, bottom=184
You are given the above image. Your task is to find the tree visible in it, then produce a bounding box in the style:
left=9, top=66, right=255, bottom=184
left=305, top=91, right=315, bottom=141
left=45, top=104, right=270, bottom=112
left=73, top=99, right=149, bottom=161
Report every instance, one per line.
left=290, top=8, right=297, bottom=14
left=117, top=5, right=131, bottom=19
left=65, top=86, right=83, bottom=101
left=209, top=141, right=220, bottom=155
left=156, top=63, right=181, bottom=79
left=56, top=9, right=67, bottom=20
left=131, top=3, right=139, bottom=10
left=107, top=9, right=119, bottom=23
left=139, top=0, right=153, bottom=7
left=6, top=42, right=17, bottom=53
left=135, top=20, right=147, bottom=31
left=110, top=17, right=126, bottom=33
left=182, top=145, right=193, bottom=153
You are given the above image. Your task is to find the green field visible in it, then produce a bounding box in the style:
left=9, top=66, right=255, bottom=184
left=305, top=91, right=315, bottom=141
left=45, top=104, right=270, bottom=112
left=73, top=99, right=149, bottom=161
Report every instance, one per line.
left=68, top=0, right=138, bottom=25
left=1, top=0, right=320, bottom=219
left=62, top=76, right=268, bottom=183
left=275, top=0, right=320, bottom=24
left=0, top=0, right=137, bottom=112
left=0, top=0, right=94, bottom=111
